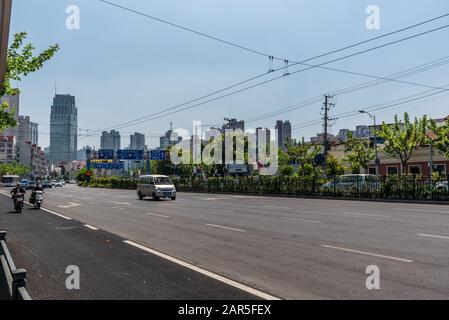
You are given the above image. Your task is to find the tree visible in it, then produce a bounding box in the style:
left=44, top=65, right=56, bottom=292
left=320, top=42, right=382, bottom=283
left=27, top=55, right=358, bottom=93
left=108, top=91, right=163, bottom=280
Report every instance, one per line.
left=0, top=32, right=59, bottom=133
left=376, top=113, right=429, bottom=174
left=285, top=141, right=320, bottom=177
left=326, top=154, right=345, bottom=177
left=428, top=118, right=449, bottom=159
left=344, top=131, right=376, bottom=174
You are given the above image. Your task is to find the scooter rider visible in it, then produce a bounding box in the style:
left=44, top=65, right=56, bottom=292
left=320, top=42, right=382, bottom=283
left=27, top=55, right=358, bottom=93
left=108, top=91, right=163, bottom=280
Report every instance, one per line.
left=11, top=183, right=26, bottom=207
left=30, top=183, right=44, bottom=204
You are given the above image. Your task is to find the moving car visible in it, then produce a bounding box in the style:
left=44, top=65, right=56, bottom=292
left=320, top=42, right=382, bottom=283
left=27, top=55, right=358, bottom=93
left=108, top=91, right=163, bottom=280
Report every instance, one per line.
left=320, top=174, right=380, bottom=193
left=55, top=181, right=63, bottom=188
left=137, top=175, right=176, bottom=201
left=43, top=180, right=53, bottom=189
left=20, top=179, right=29, bottom=189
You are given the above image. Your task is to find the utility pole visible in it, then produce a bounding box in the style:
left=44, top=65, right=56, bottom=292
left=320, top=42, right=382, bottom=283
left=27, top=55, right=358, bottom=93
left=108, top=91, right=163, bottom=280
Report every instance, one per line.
left=322, top=95, right=335, bottom=176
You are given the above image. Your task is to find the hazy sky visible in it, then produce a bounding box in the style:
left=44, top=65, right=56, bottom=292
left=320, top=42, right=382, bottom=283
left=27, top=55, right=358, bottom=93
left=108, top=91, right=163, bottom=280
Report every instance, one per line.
left=10, top=0, right=449, bottom=149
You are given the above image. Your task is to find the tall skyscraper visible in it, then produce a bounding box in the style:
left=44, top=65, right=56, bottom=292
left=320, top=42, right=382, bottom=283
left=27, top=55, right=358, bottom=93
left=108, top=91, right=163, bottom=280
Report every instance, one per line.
left=50, top=94, right=78, bottom=163
left=130, top=132, right=145, bottom=150
left=1, top=93, right=19, bottom=137
left=222, top=118, right=245, bottom=132
left=101, top=130, right=121, bottom=151
left=275, top=120, right=292, bottom=150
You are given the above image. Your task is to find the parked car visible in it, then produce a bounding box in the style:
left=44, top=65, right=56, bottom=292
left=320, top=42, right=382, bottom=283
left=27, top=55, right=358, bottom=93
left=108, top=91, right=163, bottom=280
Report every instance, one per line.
left=137, top=175, right=176, bottom=201
left=69, top=180, right=76, bottom=184
left=320, top=174, right=381, bottom=193
left=55, top=181, right=63, bottom=188
left=435, top=181, right=448, bottom=191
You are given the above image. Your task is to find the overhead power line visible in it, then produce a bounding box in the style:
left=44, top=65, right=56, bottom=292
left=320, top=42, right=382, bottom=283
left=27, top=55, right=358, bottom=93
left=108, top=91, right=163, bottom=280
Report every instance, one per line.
left=84, top=5, right=449, bottom=136
left=80, top=23, right=449, bottom=135
left=99, top=0, right=449, bottom=63
left=245, top=55, right=449, bottom=123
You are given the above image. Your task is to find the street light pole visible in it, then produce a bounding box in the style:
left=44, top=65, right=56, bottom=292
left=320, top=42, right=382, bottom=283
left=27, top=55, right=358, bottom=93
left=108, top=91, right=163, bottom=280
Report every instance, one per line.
left=359, top=110, right=380, bottom=176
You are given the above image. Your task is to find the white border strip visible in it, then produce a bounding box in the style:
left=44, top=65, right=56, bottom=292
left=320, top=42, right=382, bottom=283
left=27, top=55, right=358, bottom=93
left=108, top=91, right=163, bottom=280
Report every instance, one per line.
left=123, top=240, right=279, bottom=300
left=84, top=224, right=99, bottom=231
left=321, top=245, right=413, bottom=263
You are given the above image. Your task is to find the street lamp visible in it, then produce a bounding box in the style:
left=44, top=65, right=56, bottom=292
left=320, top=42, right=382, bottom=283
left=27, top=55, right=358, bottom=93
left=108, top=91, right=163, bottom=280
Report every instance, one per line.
left=359, top=110, right=380, bottom=176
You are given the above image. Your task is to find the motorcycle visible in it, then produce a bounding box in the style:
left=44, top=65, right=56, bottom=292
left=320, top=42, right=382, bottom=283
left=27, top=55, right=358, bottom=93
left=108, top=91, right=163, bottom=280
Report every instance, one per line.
left=32, top=191, right=43, bottom=209
left=14, top=193, right=25, bottom=213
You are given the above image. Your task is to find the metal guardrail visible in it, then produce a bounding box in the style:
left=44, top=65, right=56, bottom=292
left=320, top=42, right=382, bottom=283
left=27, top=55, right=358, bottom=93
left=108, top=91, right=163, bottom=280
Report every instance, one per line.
left=0, top=230, right=31, bottom=300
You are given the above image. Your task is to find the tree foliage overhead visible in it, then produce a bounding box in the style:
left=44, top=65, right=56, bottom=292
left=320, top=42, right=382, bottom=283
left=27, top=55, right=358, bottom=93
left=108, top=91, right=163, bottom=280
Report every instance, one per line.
left=0, top=162, right=31, bottom=177
left=344, top=131, right=376, bottom=173
left=428, top=118, right=449, bottom=159
left=0, top=32, right=59, bottom=133
left=375, top=113, right=429, bottom=174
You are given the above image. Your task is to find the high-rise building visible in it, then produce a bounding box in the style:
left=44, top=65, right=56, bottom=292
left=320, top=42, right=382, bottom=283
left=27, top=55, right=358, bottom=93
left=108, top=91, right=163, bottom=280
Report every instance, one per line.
left=130, top=132, right=145, bottom=150
left=160, top=122, right=181, bottom=150
left=77, top=145, right=93, bottom=161
left=275, top=120, right=292, bottom=150
left=50, top=94, right=78, bottom=164
left=1, top=93, right=19, bottom=137
left=101, top=130, right=121, bottom=151
left=222, top=118, right=245, bottom=132
left=18, top=116, right=38, bottom=144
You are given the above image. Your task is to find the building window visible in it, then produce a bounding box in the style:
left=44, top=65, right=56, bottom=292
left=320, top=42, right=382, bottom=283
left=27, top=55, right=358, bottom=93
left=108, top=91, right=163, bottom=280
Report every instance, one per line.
left=368, top=167, right=376, bottom=175
left=387, top=166, right=399, bottom=175
left=409, top=165, right=421, bottom=175
left=433, top=164, right=446, bottom=175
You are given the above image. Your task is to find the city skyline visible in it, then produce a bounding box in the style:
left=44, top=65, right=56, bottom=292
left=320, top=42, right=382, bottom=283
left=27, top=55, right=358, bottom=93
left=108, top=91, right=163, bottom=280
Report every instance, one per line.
left=10, top=0, right=449, bottom=149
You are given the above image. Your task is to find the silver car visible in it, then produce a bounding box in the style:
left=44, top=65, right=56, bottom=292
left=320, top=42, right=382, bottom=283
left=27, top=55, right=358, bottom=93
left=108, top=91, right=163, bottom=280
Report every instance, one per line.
left=321, top=174, right=381, bottom=193
left=137, top=175, right=176, bottom=201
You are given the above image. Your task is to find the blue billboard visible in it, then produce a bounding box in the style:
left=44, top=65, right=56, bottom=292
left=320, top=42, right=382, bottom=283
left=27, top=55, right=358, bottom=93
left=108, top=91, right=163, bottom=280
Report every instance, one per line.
left=98, top=149, right=114, bottom=160
left=117, top=149, right=144, bottom=160
left=92, top=162, right=124, bottom=170
left=150, top=149, right=166, bottom=161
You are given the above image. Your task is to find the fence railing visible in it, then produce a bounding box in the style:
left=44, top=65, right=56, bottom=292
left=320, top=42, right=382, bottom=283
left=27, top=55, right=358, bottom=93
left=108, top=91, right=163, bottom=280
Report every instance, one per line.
left=172, top=175, right=449, bottom=201
left=0, top=230, right=31, bottom=301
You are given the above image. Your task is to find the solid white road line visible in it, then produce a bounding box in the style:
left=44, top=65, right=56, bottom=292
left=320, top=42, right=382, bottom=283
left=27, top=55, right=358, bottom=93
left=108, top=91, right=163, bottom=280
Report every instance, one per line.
left=205, top=224, right=246, bottom=233
left=282, top=217, right=323, bottom=224
left=144, top=212, right=170, bottom=219
left=84, top=224, right=99, bottom=231
left=40, top=208, right=73, bottom=220
left=418, top=233, right=449, bottom=240
left=391, top=208, right=449, bottom=214
left=123, top=240, right=279, bottom=300
left=264, top=206, right=291, bottom=211
left=343, top=212, right=390, bottom=218
left=111, top=207, right=126, bottom=210
left=321, top=245, right=413, bottom=263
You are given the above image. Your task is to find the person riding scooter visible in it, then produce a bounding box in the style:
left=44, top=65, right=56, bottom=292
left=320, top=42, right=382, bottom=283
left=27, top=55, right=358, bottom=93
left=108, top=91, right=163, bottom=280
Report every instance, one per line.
left=11, top=183, right=26, bottom=207
left=29, top=183, right=44, bottom=204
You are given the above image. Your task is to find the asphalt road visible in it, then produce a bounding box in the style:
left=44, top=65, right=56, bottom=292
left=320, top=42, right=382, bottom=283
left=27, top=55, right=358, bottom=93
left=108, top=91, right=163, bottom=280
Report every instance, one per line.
left=2, top=184, right=449, bottom=299
left=0, top=191, right=258, bottom=300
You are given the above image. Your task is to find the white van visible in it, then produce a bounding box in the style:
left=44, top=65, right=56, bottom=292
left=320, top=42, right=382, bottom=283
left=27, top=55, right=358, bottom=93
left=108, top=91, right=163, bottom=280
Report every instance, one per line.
left=137, top=175, right=176, bottom=201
